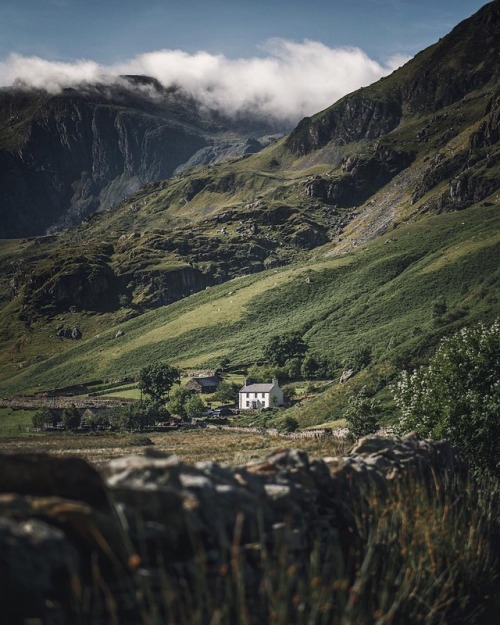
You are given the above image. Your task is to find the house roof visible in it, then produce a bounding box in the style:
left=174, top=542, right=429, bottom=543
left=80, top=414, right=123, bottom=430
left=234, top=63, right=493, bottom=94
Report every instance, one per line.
left=239, top=383, right=275, bottom=393
left=190, top=376, right=220, bottom=386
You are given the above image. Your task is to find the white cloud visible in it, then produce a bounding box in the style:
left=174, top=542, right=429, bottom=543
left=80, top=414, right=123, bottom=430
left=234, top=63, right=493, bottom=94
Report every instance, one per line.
left=0, top=41, right=411, bottom=122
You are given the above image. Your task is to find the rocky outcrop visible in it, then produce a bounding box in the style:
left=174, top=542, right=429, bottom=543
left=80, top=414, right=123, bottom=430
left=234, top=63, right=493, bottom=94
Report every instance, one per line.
left=286, top=2, right=500, bottom=157
left=127, top=265, right=210, bottom=308
left=305, top=146, right=413, bottom=207
left=0, top=435, right=481, bottom=624
left=286, top=94, right=402, bottom=156
left=20, top=248, right=121, bottom=315
left=412, top=92, right=500, bottom=209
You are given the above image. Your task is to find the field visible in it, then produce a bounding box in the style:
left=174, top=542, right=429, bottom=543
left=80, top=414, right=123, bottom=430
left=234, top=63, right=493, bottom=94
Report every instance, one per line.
left=0, top=428, right=348, bottom=467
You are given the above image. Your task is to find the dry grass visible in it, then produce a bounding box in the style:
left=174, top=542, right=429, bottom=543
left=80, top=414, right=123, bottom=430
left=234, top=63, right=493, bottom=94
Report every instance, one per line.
left=0, top=428, right=347, bottom=468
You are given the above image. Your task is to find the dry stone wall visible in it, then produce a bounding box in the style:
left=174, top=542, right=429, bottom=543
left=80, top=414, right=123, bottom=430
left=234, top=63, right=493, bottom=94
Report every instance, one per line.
left=0, top=434, right=469, bottom=623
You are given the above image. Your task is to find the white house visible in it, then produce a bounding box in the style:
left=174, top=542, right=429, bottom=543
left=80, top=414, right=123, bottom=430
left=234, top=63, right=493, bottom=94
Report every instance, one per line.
left=239, top=378, right=284, bottom=410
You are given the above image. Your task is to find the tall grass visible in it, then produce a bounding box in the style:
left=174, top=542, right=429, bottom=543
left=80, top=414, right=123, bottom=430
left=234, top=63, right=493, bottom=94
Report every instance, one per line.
left=68, top=466, right=500, bottom=625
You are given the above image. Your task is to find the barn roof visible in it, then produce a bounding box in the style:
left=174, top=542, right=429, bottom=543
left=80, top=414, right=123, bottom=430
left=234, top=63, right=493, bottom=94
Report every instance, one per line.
left=191, top=376, right=220, bottom=386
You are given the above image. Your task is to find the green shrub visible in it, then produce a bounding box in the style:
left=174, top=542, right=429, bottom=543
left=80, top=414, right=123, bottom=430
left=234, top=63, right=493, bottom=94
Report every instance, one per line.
left=394, top=320, right=500, bottom=476
left=344, top=387, right=380, bottom=442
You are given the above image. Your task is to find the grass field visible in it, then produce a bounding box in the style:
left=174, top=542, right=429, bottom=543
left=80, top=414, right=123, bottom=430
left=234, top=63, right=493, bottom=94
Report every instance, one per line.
left=0, top=428, right=348, bottom=467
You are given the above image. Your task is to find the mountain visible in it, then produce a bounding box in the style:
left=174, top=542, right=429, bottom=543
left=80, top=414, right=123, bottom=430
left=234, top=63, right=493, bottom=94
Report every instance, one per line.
left=0, top=1, right=499, bottom=422
left=0, top=76, right=285, bottom=238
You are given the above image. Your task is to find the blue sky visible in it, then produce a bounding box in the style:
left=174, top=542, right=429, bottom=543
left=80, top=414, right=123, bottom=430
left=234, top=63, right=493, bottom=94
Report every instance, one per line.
left=0, top=1, right=489, bottom=121
left=0, top=0, right=487, bottom=63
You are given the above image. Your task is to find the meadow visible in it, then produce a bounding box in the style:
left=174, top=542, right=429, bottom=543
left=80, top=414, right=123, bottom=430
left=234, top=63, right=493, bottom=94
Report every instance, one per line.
left=0, top=427, right=348, bottom=467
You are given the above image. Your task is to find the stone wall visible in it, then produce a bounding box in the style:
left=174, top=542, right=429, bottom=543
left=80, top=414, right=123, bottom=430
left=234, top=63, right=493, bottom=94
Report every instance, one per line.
left=0, top=434, right=476, bottom=623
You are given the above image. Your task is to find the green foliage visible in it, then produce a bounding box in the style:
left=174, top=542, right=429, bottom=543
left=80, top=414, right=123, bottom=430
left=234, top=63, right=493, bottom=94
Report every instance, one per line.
left=84, top=411, right=110, bottom=430
left=246, top=364, right=285, bottom=383
left=184, top=394, right=206, bottom=419
left=62, top=405, right=80, bottom=430
left=215, top=380, right=239, bottom=403
left=218, top=356, right=231, bottom=371
left=168, top=387, right=195, bottom=419
left=279, top=415, right=299, bottom=432
left=263, top=331, right=308, bottom=366
left=348, top=346, right=372, bottom=373
left=138, top=362, right=180, bottom=401
left=1, top=204, right=499, bottom=432
left=281, top=384, right=296, bottom=405
left=345, top=387, right=380, bottom=442
left=31, top=408, right=58, bottom=429
left=113, top=401, right=163, bottom=431
left=299, top=353, right=332, bottom=379
left=394, top=320, right=500, bottom=476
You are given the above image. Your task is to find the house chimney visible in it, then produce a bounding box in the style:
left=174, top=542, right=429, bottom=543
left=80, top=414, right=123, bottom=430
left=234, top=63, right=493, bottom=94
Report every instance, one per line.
left=272, top=378, right=278, bottom=387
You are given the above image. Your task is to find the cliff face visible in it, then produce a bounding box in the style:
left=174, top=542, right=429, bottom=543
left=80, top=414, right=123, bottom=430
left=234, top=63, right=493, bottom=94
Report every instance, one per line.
left=285, top=1, right=500, bottom=156
left=0, top=82, right=279, bottom=238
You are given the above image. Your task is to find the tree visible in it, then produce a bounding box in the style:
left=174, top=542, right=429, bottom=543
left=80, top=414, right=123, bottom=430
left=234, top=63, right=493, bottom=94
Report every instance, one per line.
left=215, top=381, right=239, bottom=404
left=32, top=408, right=57, bottom=429
left=168, top=387, right=194, bottom=419
left=63, top=405, right=81, bottom=430
left=394, top=320, right=500, bottom=476
left=139, top=363, right=180, bottom=401
left=263, top=332, right=308, bottom=367
left=116, top=402, right=159, bottom=431
left=345, top=388, right=380, bottom=443
left=185, top=395, right=206, bottom=419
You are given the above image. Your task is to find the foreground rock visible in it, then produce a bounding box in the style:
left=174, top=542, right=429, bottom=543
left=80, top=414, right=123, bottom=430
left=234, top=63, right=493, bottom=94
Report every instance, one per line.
left=0, top=435, right=492, bottom=624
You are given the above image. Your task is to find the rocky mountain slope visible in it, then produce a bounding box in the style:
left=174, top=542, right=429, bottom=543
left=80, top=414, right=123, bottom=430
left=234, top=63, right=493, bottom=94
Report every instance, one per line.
left=0, top=2, right=499, bottom=401
left=0, top=76, right=283, bottom=238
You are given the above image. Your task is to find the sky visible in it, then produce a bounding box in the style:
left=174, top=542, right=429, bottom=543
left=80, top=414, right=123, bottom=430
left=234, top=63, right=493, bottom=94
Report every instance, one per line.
left=0, top=0, right=489, bottom=121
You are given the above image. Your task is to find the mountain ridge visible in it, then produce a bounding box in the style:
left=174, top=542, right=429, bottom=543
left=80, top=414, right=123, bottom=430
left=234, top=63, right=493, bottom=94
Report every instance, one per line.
left=0, top=79, right=285, bottom=238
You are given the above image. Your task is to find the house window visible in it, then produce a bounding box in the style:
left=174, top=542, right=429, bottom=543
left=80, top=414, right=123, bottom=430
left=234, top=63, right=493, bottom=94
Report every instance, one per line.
left=254, top=392, right=257, bottom=398
left=261, top=393, right=265, bottom=398
left=246, top=401, right=250, bottom=407
left=246, top=393, right=249, bottom=398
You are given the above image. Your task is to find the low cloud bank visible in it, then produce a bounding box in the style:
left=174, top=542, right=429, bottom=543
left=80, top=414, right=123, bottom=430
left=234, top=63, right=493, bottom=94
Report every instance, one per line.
left=0, top=40, right=409, bottom=121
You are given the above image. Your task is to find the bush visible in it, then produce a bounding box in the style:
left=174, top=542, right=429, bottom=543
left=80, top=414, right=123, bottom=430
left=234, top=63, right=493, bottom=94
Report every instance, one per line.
left=215, top=380, right=239, bottom=403
left=279, top=415, right=299, bottom=432
left=185, top=394, right=206, bottom=419
left=168, top=387, right=195, bottom=419
left=263, top=332, right=308, bottom=366
left=394, top=320, right=500, bottom=476
left=32, top=408, right=58, bottom=429
left=345, top=387, right=380, bottom=443
left=62, top=405, right=80, bottom=430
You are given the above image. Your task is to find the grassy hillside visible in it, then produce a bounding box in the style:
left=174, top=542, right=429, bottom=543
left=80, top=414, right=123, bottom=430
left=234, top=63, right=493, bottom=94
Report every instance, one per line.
left=1, top=200, right=498, bottom=427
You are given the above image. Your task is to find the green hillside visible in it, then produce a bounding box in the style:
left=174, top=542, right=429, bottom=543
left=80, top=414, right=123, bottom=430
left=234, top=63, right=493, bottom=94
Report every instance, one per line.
left=1, top=200, right=498, bottom=427
left=0, top=3, right=499, bottom=431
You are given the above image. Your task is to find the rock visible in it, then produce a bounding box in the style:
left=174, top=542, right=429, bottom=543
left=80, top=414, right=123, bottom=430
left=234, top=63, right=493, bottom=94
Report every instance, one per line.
left=304, top=147, right=414, bottom=208
left=115, top=329, right=125, bottom=338
left=350, top=436, right=396, bottom=455
left=339, top=369, right=354, bottom=383
left=0, top=514, right=80, bottom=623
left=71, top=327, right=82, bottom=340
left=0, top=453, right=110, bottom=510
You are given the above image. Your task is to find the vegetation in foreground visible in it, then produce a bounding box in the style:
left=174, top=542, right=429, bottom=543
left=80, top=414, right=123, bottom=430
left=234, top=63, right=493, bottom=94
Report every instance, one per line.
left=130, top=473, right=499, bottom=625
